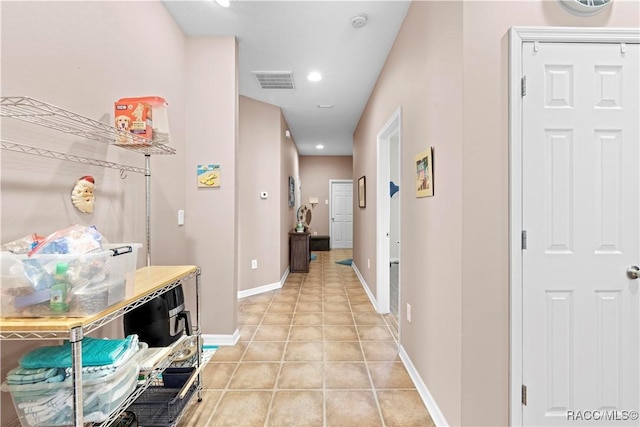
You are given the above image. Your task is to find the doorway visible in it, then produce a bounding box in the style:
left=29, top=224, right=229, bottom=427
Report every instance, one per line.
left=329, top=180, right=353, bottom=249
left=376, top=106, right=402, bottom=328
left=510, top=27, right=640, bottom=426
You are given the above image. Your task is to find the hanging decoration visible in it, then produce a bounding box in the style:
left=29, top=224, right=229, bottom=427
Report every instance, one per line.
left=71, top=175, right=95, bottom=214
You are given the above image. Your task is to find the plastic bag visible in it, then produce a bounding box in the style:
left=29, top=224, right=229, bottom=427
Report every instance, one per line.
left=1, top=233, right=44, bottom=254
left=29, top=225, right=104, bottom=256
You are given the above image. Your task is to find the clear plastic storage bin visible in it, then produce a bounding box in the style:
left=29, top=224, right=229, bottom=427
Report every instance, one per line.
left=2, top=345, right=144, bottom=427
left=0, top=243, right=141, bottom=317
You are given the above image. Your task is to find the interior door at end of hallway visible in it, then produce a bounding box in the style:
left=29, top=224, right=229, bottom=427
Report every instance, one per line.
left=521, top=41, right=639, bottom=426
left=331, top=182, right=353, bottom=249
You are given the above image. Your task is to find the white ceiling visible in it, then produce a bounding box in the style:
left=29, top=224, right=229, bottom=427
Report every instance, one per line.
left=162, top=0, right=410, bottom=155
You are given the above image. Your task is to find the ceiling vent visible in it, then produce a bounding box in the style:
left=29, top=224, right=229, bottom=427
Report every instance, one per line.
left=252, top=71, right=295, bottom=89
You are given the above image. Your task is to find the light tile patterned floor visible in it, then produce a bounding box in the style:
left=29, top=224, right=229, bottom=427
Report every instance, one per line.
left=179, top=249, right=434, bottom=427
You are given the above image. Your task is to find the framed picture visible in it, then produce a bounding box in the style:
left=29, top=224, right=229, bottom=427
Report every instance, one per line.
left=288, top=176, right=295, bottom=207
left=358, top=175, right=366, bottom=208
left=415, top=148, right=434, bottom=198
left=197, top=164, right=221, bottom=188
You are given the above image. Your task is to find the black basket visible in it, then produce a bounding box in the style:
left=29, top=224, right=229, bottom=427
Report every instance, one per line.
left=128, top=385, right=197, bottom=426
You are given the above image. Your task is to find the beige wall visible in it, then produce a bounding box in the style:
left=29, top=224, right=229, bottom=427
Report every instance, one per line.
left=184, top=36, right=238, bottom=337
left=238, top=96, right=288, bottom=292
left=238, top=96, right=300, bottom=291
left=353, top=1, right=640, bottom=426
left=299, top=156, right=353, bottom=236
left=354, top=1, right=464, bottom=423
left=0, top=1, right=189, bottom=423
left=281, top=113, right=300, bottom=275
left=460, top=2, right=640, bottom=426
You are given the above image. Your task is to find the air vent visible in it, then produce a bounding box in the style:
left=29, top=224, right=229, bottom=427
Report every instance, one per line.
left=252, top=71, right=295, bottom=89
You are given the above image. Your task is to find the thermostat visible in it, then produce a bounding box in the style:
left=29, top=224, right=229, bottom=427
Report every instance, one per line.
left=260, top=191, right=268, bottom=199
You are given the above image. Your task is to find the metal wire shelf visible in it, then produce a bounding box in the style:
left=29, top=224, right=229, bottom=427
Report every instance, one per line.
left=93, top=335, right=202, bottom=427
left=0, top=96, right=175, bottom=156
left=1, top=140, right=147, bottom=175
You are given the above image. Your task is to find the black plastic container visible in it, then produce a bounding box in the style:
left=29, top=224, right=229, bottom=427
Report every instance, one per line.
left=123, top=285, right=191, bottom=347
left=161, top=367, right=194, bottom=389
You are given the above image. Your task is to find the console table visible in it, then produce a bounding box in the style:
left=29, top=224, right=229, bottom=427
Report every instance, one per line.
left=289, top=230, right=310, bottom=273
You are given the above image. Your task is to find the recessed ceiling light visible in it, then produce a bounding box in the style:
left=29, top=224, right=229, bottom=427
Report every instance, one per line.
left=307, top=71, right=322, bottom=82
left=316, top=144, right=324, bottom=150
left=215, top=0, right=230, bottom=7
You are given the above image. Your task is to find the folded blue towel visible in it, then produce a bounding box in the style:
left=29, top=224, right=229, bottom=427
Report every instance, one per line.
left=19, top=335, right=138, bottom=369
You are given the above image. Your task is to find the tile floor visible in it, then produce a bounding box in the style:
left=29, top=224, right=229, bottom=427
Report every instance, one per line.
left=179, top=249, right=434, bottom=427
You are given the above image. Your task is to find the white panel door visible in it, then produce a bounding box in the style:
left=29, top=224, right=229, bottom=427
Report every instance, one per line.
left=522, top=42, right=639, bottom=425
left=331, top=181, right=353, bottom=249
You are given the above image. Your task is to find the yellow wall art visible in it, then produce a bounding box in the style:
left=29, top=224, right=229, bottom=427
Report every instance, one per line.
left=197, top=164, right=221, bottom=188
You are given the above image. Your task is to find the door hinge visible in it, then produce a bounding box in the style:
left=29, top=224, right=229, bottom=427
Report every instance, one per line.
left=521, top=76, right=527, bottom=97
left=522, top=384, right=527, bottom=406
left=521, top=230, right=527, bottom=250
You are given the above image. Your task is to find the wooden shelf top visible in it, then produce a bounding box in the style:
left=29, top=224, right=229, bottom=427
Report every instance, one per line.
left=0, top=265, right=197, bottom=333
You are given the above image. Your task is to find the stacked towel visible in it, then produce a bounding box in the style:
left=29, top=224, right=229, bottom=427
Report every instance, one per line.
left=5, top=336, right=141, bottom=426
left=6, top=367, right=65, bottom=385
left=19, top=335, right=138, bottom=369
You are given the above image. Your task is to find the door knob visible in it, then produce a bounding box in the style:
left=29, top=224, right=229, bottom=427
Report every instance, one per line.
left=627, top=265, right=640, bottom=279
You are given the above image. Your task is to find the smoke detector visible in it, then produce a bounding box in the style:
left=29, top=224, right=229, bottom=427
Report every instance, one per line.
left=350, top=14, right=368, bottom=29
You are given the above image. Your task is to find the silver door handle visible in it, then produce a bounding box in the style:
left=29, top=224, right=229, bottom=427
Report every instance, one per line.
left=627, top=265, right=639, bottom=279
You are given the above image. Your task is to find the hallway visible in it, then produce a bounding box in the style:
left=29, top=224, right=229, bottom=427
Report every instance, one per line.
left=180, top=249, right=433, bottom=426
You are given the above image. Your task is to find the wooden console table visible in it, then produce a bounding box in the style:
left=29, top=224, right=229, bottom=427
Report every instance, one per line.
left=289, top=230, right=310, bottom=273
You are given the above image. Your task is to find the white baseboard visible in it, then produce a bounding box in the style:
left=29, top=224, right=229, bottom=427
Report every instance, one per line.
left=238, top=281, right=282, bottom=299
left=351, top=262, right=378, bottom=309
left=281, top=266, right=290, bottom=284
left=202, top=329, right=240, bottom=347
left=399, top=345, right=449, bottom=427
left=237, top=268, right=289, bottom=299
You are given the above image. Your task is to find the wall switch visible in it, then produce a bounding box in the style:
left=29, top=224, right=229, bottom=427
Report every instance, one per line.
left=325, top=200, right=329, bottom=205
left=251, top=259, right=258, bottom=269
left=178, top=209, right=185, bottom=226
left=406, top=303, right=412, bottom=323
left=367, top=258, right=371, bottom=269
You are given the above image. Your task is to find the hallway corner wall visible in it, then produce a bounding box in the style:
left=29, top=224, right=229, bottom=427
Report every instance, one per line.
left=281, top=113, right=300, bottom=276
left=185, top=36, right=239, bottom=337
left=238, top=96, right=284, bottom=293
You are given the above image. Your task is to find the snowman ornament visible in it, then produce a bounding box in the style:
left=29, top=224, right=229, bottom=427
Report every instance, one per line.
left=71, top=176, right=95, bottom=214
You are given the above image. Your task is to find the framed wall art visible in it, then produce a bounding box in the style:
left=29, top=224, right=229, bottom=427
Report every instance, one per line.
left=197, top=164, right=221, bottom=188
left=415, top=148, right=433, bottom=198
left=288, top=176, right=295, bottom=207
left=358, top=175, right=366, bottom=208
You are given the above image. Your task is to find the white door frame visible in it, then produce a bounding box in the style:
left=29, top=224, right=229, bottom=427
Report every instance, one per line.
left=329, top=179, right=353, bottom=248
left=376, top=106, right=402, bottom=314
left=509, top=26, right=640, bottom=426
